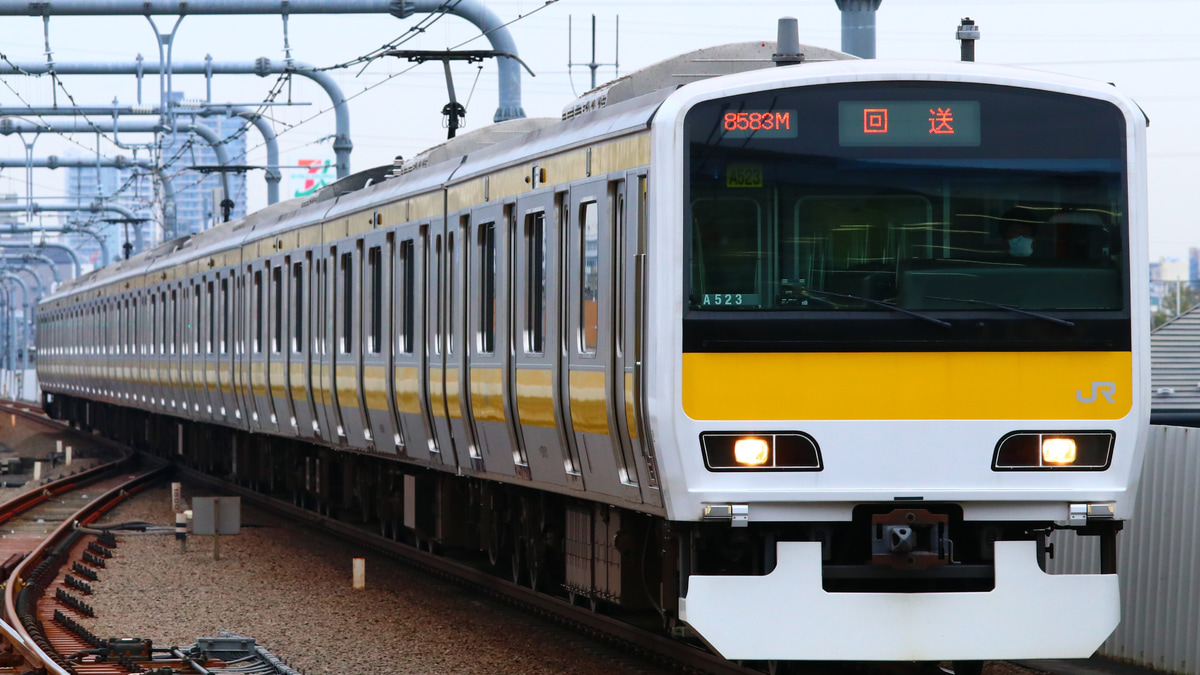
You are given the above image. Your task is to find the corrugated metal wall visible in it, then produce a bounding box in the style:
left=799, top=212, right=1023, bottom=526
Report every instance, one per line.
left=1049, top=425, right=1200, bottom=674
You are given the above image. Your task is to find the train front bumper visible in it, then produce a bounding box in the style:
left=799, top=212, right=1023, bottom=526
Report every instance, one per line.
left=679, top=540, right=1118, bottom=661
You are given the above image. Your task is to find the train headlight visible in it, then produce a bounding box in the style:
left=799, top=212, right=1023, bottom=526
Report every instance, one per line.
left=701, top=432, right=822, bottom=471
left=734, top=438, right=770, bottom=466
left=993, top=431, right=1114, bottom=470
left=1041, top=437, right=1077, bottom=465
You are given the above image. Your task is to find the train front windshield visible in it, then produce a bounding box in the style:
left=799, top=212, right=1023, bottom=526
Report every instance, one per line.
left=683, top=82, right=1130, bottom=351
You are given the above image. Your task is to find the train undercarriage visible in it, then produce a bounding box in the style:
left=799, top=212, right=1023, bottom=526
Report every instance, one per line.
left=45, top=392, right=1123, bottom=665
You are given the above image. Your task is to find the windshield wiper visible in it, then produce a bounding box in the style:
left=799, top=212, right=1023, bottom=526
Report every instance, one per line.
left=923, top=295, right=1075, bottom=327
left=802, top=288, right=952, bottom=328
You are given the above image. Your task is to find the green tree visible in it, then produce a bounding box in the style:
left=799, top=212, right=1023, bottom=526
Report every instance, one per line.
left=1152, top=282, right=1200, bottom=329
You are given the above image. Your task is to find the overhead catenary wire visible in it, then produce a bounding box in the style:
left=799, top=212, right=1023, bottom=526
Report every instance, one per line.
left=242, top=0, right=559, bottom=156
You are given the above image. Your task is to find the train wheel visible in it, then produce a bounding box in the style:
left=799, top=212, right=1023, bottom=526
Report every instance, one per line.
left=510, top=541, right=525, bottom=585
left=526, top=542, right=544, bottom=591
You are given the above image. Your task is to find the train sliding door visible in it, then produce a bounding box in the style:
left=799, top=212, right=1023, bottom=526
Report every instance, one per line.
left=447, top=213, right=481, bottom=469
left=617, top=172, right=662, bottom=506
left=467, top=202, right=519, bottom=477
left=565, top=180, right=641, bottom=501
left=362, top=226, right=398, bottom=454
left=392, top=225, right=433, bottom=462
left=313, top=245, right=338, bottom=444
left=333, top=238, right=369, bottom=449
left=424, top=216, right=458, bottom=467
left=216, top=271, right=239, bottom=424
left=232, top=270, right=252, bottom=427
left=267, top=255, right=295, bottom=436
left=247, top=261, right=276, bottom=433
left=288, top=251, right=318, bottom=439
left=513, top=190, right=577, bottom=488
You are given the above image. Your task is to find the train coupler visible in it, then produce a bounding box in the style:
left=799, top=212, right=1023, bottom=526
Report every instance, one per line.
left=870, top=508, right=952, bottom=569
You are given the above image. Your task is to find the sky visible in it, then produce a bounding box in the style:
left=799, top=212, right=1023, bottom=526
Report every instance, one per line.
left=0, top=0, right=1195, bottom=262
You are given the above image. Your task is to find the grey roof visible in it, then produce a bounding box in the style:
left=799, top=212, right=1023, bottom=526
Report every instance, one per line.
left=561, top=41, right=856, bottom=120
left=1151, top=305, right=1200, bottom=410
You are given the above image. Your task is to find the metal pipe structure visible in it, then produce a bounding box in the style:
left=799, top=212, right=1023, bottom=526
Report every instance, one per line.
left=0, top=0, right=526, bottom=121
left=8, top=265, right=42, bottom=297
left=2, top=253, right=61, bottom=283
left=0, top=201, right=140, bottom=221
left=0, top=272, right=30, bottom=379
left=0, top=285, right=8, bottom=384
left=0, top=58, right=353, bottom=180
left=835, top=0, right=882, bottom=59
left=0, top=226, right=109, bottom=268
left=0, top=243, right=81, bottom=278
left=0, top=103, right=278, bottom=206
left=0, top=155, right=177, bottom=238
left=199, top=105, right=281, bottom=204
left=0, top=117, right=232, bottom=212
left=0, top=203, right=139, bottom=260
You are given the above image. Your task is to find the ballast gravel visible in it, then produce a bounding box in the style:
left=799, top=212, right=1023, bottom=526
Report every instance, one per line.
left=75, top=484, right=1056, bottom=675
left=79, top=484, right=671, bottom=675
left=0, top=420, right=101, bottom=499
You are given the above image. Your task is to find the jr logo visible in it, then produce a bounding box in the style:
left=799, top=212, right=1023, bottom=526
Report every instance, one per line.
left=1076, top=382, right=1116, bottom=404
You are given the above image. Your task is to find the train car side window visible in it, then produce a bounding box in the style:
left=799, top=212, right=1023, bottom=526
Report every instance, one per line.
left=398, top=239, right=415, bottom=354
left=293, top=261, right=304, bottom=354
left=150, top=295, right=158, bottom=355
left=134, top=296, right=142, bottom=355
left=368, top=246, right=382, bottom=354
left=194, top=284, right=202, bottom=355
left=448, top=231, right=456, bottom=356
left=254, top=270, right=263, bottom=353
left=272, top=266, right=283, bottom=354
left=478, top=222, right=496, bottom=354
left=341, top=251, right=353, bottom=354
left=221, top=279, right=229, bottom=355
left=207, top=281, right=215, bottom=354
left=434, top=235, right=443, bottom=356
left=579, top=200, right=599, bottom=355
left=525, top=212, right=546, bottom=354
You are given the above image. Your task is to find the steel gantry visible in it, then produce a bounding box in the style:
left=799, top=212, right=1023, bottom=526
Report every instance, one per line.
left=0, top=226, right=109, bottom=268
left=0, top=57, right=353, bottom=180
left=0, top=117, right=233, bottom=242
left=0, top=203, right=144, bottom=255
left=0, top=155, right=177, bottom=240
left=0, top=103, right=281, bottom=205
left=1, top=253, right=61, bottom=283
left=0, top=243, right=80, bottom=278
left=0, top=0, right=527, bottom=124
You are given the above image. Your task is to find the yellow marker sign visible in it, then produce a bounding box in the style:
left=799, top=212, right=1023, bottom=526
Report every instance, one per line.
left=725, top=163, right=764, bottom=189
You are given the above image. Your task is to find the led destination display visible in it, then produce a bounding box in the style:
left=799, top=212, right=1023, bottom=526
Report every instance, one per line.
left=719, top=109, right=798, bottom=139
left=839, top=100, right=981, bottom=147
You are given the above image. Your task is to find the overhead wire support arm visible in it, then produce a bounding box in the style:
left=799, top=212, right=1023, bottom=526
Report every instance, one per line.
left=383, top=49, right=534, bottom=140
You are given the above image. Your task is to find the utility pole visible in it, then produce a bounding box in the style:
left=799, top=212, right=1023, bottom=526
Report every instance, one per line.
left=568, top=14, right=619, bottom=91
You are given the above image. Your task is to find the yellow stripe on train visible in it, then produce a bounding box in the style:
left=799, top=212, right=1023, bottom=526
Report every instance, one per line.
left=682, top=351, right=1133, bottom=421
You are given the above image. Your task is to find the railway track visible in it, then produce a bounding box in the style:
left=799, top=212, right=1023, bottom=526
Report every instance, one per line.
left=170, top=460, right=829, bottom=675
left=0, top=400, right=166, bottom=674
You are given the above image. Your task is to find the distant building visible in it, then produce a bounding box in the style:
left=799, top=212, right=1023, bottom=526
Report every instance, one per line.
left=1191, top=247, right=1200, bottom=289
left=1151, top=256, right=1189, bottom=314
left=62, top=99, right=247, bottom=265
left=1150, top=304, right=1200, bottom=424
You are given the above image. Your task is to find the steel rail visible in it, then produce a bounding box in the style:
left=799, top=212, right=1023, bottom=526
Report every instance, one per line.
left=0, top=399, right=165, bottom=675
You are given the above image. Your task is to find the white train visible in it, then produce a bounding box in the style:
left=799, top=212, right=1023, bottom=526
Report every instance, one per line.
left=36, top=40, right=1148, bottom=666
